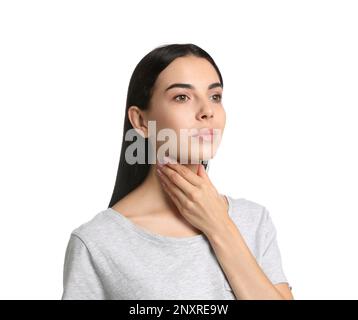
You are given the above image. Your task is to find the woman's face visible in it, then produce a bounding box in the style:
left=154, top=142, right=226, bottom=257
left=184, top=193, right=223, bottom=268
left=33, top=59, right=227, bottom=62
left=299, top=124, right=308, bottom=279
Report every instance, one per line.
left=146, top=55, right=226, bottom=163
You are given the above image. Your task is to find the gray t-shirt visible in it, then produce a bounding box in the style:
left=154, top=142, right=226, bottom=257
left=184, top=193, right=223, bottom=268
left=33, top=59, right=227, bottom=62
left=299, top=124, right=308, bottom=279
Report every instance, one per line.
left=61, top=195, right=291, bottom=300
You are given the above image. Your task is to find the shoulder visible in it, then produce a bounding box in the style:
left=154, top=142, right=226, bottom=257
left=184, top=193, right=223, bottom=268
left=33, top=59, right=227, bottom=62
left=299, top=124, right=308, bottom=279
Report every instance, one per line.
left=228, top=196, right=270, bottom=227
left=67, top=209, right=116, bottom=250
left=227, top=196, right=275, bottom=254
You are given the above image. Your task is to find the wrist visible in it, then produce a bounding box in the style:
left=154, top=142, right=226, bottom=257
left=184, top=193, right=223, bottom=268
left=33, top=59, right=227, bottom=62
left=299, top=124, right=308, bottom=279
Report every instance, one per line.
left=205, top=215, right=236, bottom=246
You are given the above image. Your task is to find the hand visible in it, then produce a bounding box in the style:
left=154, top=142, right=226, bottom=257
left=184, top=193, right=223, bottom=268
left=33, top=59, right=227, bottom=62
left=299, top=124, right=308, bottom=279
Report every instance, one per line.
left=156, top=158, right=230, bottom=237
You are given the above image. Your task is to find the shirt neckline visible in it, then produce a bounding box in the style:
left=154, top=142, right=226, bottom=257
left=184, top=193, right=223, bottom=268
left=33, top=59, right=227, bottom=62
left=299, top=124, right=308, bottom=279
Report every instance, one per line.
left=105, top=194, right=233, bottom=246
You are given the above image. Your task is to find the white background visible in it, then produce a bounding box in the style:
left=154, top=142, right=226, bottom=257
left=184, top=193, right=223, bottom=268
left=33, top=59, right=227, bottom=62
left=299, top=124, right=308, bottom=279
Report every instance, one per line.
left=0, top=0, right=357, bottom=300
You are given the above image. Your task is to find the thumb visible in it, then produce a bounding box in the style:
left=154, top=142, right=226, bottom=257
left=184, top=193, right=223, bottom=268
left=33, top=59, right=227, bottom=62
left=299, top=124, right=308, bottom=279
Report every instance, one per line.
left=197, top=163, right=209, bottom=180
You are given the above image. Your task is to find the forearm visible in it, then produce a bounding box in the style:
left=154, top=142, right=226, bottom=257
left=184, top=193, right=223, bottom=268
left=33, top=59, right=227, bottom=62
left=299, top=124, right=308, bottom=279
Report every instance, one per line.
left=205, top=217, right=286, bottom=300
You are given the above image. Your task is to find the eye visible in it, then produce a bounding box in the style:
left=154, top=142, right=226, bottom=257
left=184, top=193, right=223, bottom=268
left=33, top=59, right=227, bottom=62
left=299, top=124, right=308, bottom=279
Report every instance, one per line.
left=174, top=94, right=189, bottom=103
left=211, top=94, right=222, bottom=102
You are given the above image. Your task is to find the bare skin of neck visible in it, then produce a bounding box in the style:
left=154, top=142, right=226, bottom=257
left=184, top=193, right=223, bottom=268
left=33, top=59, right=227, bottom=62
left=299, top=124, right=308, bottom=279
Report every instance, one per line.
left=139, top=163, right=199, bottom=213
left=111, top=163, right=228, bottom=237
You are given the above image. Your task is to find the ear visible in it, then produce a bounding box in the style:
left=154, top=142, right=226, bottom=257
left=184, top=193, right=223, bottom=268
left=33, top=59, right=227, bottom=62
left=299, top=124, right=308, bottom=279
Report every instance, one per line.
left=127, top=106, right=148, bottom=138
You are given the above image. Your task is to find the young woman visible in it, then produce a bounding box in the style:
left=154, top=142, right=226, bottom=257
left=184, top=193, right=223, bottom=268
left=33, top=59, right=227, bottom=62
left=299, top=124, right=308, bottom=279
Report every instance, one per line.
left=61, top=43, right=294, bottom=300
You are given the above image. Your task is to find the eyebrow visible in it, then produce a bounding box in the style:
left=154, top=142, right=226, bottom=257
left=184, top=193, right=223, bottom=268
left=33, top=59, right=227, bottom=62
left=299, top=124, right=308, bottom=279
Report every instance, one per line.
left=164, top=82, right=223, bottom=92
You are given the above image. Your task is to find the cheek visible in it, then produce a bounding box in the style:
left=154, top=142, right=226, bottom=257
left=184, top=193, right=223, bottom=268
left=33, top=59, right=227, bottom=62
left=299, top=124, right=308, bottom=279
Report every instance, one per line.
left=156, top=109, right=192, bottom=132
left=217, top=107, right=226, bottom=124
left=215, top=108, right=226, bottom=134
left=149, top=109, right=190, bottom=149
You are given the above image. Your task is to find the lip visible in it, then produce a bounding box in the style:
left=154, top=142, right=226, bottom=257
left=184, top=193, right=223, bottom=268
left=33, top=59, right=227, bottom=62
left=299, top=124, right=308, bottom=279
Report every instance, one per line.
left=191, top=128, right=214, bottom=137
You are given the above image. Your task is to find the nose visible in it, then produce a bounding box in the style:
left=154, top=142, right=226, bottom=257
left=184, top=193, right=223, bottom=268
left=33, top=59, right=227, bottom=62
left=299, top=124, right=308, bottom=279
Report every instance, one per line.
left=197, top=101, right=214, bottom=120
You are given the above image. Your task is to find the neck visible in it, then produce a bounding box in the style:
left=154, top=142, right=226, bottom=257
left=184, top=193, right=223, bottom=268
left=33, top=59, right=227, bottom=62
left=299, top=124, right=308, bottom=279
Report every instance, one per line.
left=136, top=162, right=201, bottom=214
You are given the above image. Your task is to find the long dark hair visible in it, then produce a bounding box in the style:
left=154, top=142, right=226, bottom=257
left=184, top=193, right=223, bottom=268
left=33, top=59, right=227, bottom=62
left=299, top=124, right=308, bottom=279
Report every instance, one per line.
left=108, top=43, right=224, bottom=208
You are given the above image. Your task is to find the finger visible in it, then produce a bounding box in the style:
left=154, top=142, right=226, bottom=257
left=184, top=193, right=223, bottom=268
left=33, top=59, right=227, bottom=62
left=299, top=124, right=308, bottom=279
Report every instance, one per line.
left=162, top=158, right=202, bottom=187
left=159, top=164, right=197, bottom=198
left=159, top=179, right=181, bottom=208
left=197, top=163, right=211, bottom=183
left=157, top=168, right=187, bottom=205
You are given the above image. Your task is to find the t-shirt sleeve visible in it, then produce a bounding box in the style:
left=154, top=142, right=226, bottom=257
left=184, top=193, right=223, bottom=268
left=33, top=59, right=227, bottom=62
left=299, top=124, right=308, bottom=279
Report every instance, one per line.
left=260, top=208, right=292, bottom=291
left=61, top=233, right=107, bottom=300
